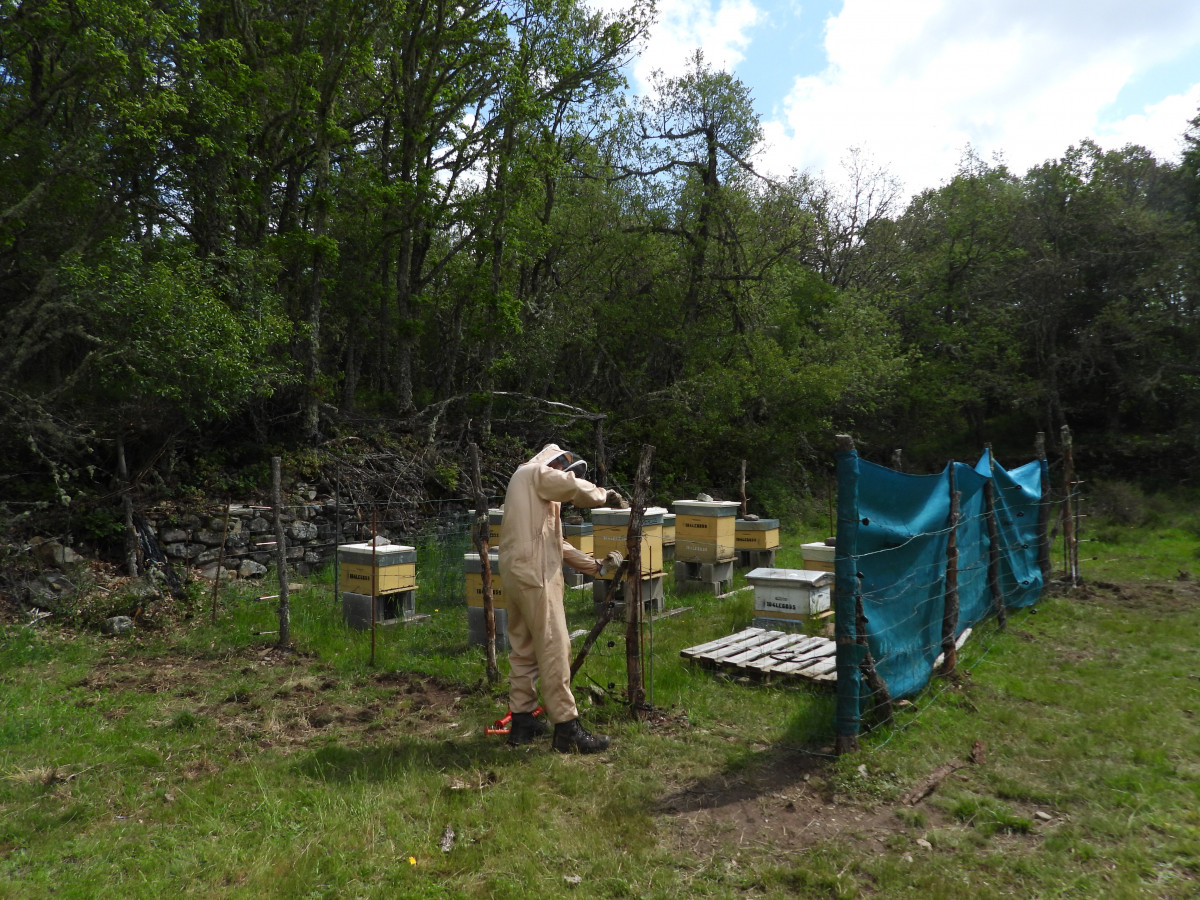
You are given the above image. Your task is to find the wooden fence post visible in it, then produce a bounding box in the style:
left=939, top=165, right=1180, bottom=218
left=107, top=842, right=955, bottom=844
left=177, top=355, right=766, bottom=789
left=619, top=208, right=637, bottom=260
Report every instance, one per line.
left=855, top=574, right=893, bottom=727
left=1035, top=432, right=1052, bottom=590
left=211, top=499, right=230, bottom=624
left=739, top=460, right=747, bottom=517
left=370, top=507, right=377, bottom=666
left=1061, top=425, right=1078, bottom=588
left=624, top=444, right=654, bottom=714
left=939, top=463, right=960, bottom=675
left=594, top=418, right=608, bottom=488
left=834, top=433, right=861, bottom=755
left=470, top=443, right=500, bottom=684
left=116, top=433, right=139, bottom=578
left=984, top=445, right=1005, bottom=629
left=271, top=457, right=290, bottom=647
left=891, top=448, right=903, bottom=472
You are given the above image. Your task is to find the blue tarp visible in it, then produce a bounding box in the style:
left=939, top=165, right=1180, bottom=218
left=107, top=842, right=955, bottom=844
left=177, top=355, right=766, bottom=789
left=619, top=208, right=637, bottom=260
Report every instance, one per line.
left=835, top=448, right=1047, bottom=735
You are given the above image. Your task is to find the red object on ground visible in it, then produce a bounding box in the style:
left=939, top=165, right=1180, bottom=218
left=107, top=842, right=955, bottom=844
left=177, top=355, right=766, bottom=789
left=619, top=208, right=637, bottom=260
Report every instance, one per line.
left=484, top=705, right=545, bottom=736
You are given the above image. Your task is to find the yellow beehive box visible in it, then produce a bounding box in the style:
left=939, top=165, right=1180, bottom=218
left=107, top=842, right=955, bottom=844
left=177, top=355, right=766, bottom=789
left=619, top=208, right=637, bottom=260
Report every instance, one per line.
left=592, top=507, right=666, bottom=577
left=800, top=540, right=836, bottom=573
left=464, top=551, right=506, bottom=609
left=563, top=521, right=594, bottom=555
left=735, top=518, right=781, bottom=550
left=673, top=500, right=739, bottom=563
left=337, top=542, right=417, bottom=594
left=488, top=508, right=504, bottom=541
left=662, top=513, right=676, bottom=546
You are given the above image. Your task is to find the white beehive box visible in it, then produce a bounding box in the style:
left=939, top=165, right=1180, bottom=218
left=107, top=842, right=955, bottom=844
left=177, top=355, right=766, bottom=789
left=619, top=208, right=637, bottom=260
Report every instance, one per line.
left=745, top=568, right=834, bottom=620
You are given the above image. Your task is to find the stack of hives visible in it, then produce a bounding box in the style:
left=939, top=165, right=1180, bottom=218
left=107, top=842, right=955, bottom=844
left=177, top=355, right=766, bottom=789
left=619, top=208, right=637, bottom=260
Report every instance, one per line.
left=734, top=517, right=781, bottom=568
left=672, top=500, right=739, bottom=594
left=464, top=549, right=509, bottom=650
left=337, top=539, right=417, bottom=629
left=591, top=506, right=667, bottom=611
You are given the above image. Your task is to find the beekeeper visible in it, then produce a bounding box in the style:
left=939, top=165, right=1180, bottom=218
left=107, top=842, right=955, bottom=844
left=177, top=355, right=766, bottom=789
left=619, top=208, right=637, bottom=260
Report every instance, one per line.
left=498, top=443, right=626, bottom=753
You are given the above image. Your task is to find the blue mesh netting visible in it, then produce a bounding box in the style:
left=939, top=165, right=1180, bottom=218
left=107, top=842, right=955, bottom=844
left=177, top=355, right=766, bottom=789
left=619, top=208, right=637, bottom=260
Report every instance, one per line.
left=834, top=448, right=1047, bottom=734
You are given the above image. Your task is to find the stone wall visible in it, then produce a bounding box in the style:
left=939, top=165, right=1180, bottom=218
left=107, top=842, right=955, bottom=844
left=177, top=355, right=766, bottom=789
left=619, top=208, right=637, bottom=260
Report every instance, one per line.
left=145, top=484, right=370, bottom=581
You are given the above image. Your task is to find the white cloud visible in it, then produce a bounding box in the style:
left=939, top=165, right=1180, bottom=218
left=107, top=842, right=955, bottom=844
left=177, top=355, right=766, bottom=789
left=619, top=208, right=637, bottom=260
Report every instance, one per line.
left=759, top=0, right=1200, bottom=195
left=590, top=0, right=764, bottom=85
left=1098, top=83, right=1200, bottom=161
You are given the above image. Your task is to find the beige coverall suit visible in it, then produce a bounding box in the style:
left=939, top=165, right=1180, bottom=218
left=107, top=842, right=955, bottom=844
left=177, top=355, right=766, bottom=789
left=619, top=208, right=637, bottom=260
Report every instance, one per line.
left=498, top=444, right=608, bottom=724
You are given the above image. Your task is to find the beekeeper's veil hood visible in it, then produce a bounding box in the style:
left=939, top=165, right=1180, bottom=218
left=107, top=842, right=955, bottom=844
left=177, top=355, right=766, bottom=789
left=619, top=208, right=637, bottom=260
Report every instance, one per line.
left=531, top=443, right=588, bottom=478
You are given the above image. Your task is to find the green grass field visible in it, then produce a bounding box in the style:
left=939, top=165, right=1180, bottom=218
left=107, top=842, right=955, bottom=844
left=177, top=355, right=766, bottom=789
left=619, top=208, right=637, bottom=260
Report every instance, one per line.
left=2, top=496, right=1198, bottom=899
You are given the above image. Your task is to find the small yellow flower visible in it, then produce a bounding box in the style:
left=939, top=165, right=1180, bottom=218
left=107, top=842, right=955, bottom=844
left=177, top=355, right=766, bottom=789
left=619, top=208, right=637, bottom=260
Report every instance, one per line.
left=409, top=856, right=417, bottom=865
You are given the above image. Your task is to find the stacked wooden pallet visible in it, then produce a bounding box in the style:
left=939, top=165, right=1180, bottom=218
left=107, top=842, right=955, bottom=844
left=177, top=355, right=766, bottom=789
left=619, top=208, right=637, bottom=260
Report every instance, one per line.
left=680, top=627, right=838, bottom=683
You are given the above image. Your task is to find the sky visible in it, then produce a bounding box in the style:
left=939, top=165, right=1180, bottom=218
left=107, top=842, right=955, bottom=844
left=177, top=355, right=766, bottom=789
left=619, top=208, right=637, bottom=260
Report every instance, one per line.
left=590, top=0, right=1200, bottom=198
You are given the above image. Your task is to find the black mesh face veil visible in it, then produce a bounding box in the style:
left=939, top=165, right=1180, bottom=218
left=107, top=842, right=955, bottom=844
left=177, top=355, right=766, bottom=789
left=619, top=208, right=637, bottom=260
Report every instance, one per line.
left=551, top=449, right=588, bottom=477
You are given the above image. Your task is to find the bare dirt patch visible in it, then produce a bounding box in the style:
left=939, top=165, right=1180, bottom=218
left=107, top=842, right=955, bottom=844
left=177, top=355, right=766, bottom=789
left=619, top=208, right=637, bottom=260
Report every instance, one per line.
left=75, top=648, right=468, bottom=753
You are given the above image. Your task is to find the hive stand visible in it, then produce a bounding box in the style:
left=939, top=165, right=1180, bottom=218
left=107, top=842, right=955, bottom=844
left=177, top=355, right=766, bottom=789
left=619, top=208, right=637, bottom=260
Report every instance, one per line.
left=673, top=559, right=735, bottom=595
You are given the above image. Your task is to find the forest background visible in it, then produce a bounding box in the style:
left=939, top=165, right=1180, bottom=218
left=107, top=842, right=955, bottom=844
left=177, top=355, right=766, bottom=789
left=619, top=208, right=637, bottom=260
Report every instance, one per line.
left=4, top=0, right=1200, bottom=543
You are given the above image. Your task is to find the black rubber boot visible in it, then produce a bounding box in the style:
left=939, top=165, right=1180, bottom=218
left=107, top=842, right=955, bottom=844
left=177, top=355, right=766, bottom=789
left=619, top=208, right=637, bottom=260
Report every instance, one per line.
left=552, top=718, right=609, bottom=754
left=507, top=711, right=549, bottom=746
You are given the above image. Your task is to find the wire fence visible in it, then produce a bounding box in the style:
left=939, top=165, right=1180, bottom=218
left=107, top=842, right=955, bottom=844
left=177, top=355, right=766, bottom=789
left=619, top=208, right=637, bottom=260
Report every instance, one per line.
left=831, top=432, right=1083, bottom=749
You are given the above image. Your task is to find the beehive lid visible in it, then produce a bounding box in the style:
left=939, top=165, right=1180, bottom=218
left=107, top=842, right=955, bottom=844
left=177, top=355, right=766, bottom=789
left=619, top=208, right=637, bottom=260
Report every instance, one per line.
left=664, top=513, right=676, bottom=524
left=673, top=500, right=740, bottom=517
left=736, top=518, right=780, bottom=531
left=337, top=542, right=417, bottom=566
left=463, top=550, right=500, bottom=574
left=488, top=508, right=504, bottom=524
left=591, top=506, right=667, bottom=526
left=745, top=568, right=834, bottom=588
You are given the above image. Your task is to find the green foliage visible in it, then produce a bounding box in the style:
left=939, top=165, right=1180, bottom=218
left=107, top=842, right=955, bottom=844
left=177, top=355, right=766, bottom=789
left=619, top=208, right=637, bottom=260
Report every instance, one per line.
left=61, top=241, right=294, bottom=428
left=79, top=506, right=126, bottom=544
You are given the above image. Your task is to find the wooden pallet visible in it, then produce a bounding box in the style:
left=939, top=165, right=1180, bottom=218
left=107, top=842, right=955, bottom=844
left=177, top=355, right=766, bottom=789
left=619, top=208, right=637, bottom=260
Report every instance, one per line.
left=682, top=626, right=976, bottom=686
left=680, top=628, right=838, bottom=684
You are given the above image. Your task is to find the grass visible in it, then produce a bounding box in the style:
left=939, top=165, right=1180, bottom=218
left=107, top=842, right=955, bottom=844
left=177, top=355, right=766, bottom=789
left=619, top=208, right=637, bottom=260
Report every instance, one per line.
left=1, top=499, right=1199, bottom=898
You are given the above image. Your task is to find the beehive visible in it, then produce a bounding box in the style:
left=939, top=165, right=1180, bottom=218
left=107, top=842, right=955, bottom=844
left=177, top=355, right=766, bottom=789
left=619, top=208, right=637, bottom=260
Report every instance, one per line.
left=592, top=506, right=666, bottom=577
left=735, top=518, right=781, bottom=550
left=673, top=500, right=739, bottom=563
left=662, top=513, right=676, bottom=547
left=464, top=551, right=506, bottom=609
left=745, top=568, right=833, bottom=620
left=562, top=521, right=594, bottom=556
left=337, top=542, right=417, bottom=594
left=800, top=540, right=836, bottom=573
left=488, top=508, right=504, bottom=541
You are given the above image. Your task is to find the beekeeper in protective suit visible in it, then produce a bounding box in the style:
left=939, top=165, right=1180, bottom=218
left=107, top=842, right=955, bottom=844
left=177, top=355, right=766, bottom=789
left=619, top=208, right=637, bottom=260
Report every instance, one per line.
left=498, top=443, right=627, bottom=753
